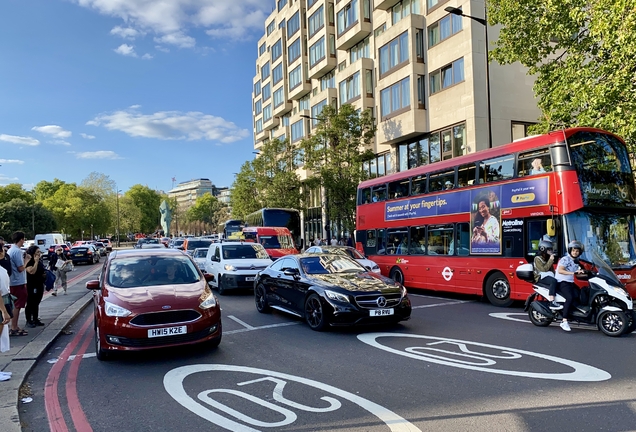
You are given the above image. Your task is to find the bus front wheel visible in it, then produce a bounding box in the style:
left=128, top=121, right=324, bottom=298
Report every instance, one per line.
left=390, top=267, right=404, bottom=285
left=485, top=272, right=514, bottom=307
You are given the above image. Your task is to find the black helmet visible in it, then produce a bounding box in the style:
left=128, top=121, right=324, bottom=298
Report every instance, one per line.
left=567, top=240, right=584, bottom=254
left=538, top=240, right=553, bottom=254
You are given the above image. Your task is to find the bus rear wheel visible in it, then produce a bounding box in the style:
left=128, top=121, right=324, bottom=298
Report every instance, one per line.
left=389, top=267, right=404, bottom=285
left=485, top=272, right=514, bottom=307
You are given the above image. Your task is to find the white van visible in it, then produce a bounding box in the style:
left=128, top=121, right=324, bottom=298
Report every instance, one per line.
left=34, top=233, right=64, bottom=256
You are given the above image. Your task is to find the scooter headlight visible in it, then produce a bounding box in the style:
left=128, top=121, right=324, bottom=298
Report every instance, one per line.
left=613, top=287, right=629, bottom=298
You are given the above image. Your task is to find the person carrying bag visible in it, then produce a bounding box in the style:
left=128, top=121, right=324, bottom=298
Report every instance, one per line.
left=49, top=246, right=71, bottom=296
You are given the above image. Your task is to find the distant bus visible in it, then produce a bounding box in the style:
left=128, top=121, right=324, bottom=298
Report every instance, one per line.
left=356, top=127, right=636, bottom=306
left=218, top=220, right=244, bottom=239
left=245, top=208, right=303, bottom=249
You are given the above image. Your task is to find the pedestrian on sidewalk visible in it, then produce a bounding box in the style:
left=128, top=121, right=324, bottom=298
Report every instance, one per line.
left=0, top=246, right=13, bottom=368
left=8, top=231, right=29, bottom=336
left=48, top=246, right=69, bottom=295
left=24, top=245, right=46, bottom=328
left=0, top=236, right=11, bottom=277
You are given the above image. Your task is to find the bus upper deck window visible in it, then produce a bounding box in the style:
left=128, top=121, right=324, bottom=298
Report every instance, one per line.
left=372, top=185, right=387, bottom=202
left=360, top=188, right=371, bottom=204
left=518, top=149, right=551, bottom=177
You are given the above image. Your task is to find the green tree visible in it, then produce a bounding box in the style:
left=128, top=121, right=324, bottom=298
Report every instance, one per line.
left=230, top=161, right=261, bottom=220
left=0, top=183, right=34, bottom=204
left=0, top=199, right=57, bottom=239
left=33, top=179, right=67, bottom=202
left=186, top=193, right=228, bottom=227
left=489, top=0, right=636, bottom=149
left=118, top=195, right=143, bottom=236
left=252, top=138, right=302, bottom=210
left=300, top=104, right=376, bottom=235
left=126, top=185, right=162, bottom=233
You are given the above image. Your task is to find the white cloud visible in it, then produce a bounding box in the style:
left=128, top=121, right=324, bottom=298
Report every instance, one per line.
left=0, top=159, right=25, bottom=164
left=154, top=32, right=195, bottom=48
left=0, top=175, right=20, bottom=182
left=80, top=133, right=96, bottom=139
left=110, top=26, right=142, bottom=39
left=141, top=53, right=153, bottom=60
left=87, top=107, right=249, bottom=143
left=0, top=134, right=40, bottom=146
left=75, top=150, right=122, bottom=159
left=74, top=0, right=272, bottom=45
left=31, top=125, right=72, bottom=138
left=155, top=45, right=170, bottom=53
left=50, top=139, right=71, bottom=146
left=114, top=43, right=137, bottom=57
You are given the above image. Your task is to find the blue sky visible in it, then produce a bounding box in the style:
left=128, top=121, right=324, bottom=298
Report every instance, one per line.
left=0, top=0, right=275, bottom=193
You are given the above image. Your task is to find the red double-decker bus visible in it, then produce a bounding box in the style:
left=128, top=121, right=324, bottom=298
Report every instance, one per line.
left=356, top=128, right=636, bottom=306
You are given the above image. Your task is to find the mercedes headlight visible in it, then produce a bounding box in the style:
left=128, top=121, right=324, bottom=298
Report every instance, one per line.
left=224, top=264, right=236, bottom=271
left=325, top=290, right=350, bottom=303
left=104, top=301, right=131, bottom=317
left=200, top=294, right=218, bottom=309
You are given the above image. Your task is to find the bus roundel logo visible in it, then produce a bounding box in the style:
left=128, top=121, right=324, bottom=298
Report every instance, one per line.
left=442, top=267, right=453, bottom=281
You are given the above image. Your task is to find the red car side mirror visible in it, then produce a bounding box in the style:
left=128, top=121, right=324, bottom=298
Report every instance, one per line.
left=86, top=280, right=100, bottom=290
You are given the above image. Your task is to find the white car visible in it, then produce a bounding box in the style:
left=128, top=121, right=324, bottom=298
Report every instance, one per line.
left=192, top=247, right=208, bottom=272
left=304, top=245, right=381, bottom=273
left=205, top=242, right=272, bottom=295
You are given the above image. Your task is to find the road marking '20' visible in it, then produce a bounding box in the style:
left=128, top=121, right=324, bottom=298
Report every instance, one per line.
left=164, top=364, right=421, bottom=432
left=357, top=333, right=610, bottom=382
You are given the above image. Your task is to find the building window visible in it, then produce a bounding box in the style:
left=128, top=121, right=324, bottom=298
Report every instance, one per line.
left=255, top=99, right=262, bottom=115
left=309, top=37, right=326, bottom=67
left=428, top=10, right=463, bottom=47
left=415, top=29, right=424, bottom=61
left=267, top=20, right=276, bottom=36
left=320, top=70, right=336, bottom=90
left=417, top=75, right=425, bottom=108
left=396, top=123, right=466, bottom=171
left=261, top=62, right=270, bottom=80
left=309, top=6, right=324, bottom=38
left=430, top=57, right=464, bottom=95
left=256, top=118, right=263, bottom=133
left=272, top=39, right=282, bottom=62
left=289, top=65, right=302, bottom=90
left=288, top=11, right=300, bottom=37
left=291, top=120, right=305, bottom=142
left=299, top=94, right=310, bottom=111
left=349, top=37, right=370, bottom=63
left=365, top=69, right=373, bottom=97
left=337, top=0, right=359, bottom=36
left=374, top=23, right=386, bottom=38
left=392, top=0, right=420, bottom=25
left=273, top=87, right=285, bottom=108
left=278, top=0, right=287, bottom=12
left=259, top=43, right=266, bottom=56
left=380, top=77, right=410, bottom=118
left=279, top=19, right=286, bottom=30
left=329, top=35, right=336, bottom=56
left=272, top=63, right=283, bottom=85
left=363, top=152, right=392, bottom=178
left=512, top=122, right=536, bottom=141
left=254, top=80, right=261, bottom=96
left=427, top=0, right=441, bottom=9
left=288, top=38, right=301, bottom=64
left=263, top=104, right=272, bottom=122
left=308, top=0, right=318, bottom=8
left=339, top=71, right=360, bottom=104
left=379, top=31, right=409, bottom=76
left=282, top=114, right=290, bottom=126
left=262, top=83, right=271, bottom=101
left=310, top=99, right=327, bottom=127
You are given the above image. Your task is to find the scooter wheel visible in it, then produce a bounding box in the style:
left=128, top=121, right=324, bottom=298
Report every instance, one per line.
left=597, top=310, right=628, bottom=337
left=528, top=306, right=552, bottom=327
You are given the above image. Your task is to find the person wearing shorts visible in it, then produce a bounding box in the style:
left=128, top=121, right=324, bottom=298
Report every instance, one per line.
left=8, top=231, right=29, bottom=336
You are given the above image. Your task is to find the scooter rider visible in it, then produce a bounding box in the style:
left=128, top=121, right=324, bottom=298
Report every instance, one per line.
left=554, top=240, right=586, bottom=332
left=533, top=240, right=561, bottom=310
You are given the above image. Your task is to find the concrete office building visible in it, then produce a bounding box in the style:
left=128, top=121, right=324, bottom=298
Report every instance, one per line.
left=252, top=0, right=540, bottom=243
left=168, top=178, right=218, bottom=210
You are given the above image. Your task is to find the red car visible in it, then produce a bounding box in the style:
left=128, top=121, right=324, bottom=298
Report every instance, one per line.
left=47, top=244, right=71, bottom=259
left=86, top=248, right=222, bottom=360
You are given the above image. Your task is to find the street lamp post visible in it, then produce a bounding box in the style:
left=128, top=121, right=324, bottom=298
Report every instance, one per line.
left=116, top=189, right=121, bottom=247
left=445, top=6, right=492, bottom=149
left=300, top=114, right=331, bottom=244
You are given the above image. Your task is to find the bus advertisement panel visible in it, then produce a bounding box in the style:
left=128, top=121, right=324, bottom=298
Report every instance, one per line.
left=356, top=128, right=636, bottom=306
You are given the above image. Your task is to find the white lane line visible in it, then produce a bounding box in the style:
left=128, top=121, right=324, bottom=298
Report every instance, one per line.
left=228, top=315, right=255, bottom=330
left=412, top=300, right=471, bottom=309
left=225, top=322, right=300, bottom=335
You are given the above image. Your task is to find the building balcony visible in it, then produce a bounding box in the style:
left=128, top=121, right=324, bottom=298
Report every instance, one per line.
left=373, top=0, right=400, bottom=11
left=335, top=0, right=372, bottom=51
left=255, top=126, right=268, bottom=142
left=288, top=64, right=312, bottom=100
left=263, top=114, right=279, bottom=131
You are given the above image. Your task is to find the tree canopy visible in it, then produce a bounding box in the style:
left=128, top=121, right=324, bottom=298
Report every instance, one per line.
left=186, top=193, right=228, bottom=229
left=300, top=104, right=376, bottom=235
left=489, top=0, right=636, bottom=149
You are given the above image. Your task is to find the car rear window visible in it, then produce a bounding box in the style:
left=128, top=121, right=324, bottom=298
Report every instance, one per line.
left=222, top=244, right=269, bottom=260
left=108, top=256, right=200, bottom=288
left=72, top=248, right=88, bottom=253
left=187, top=240, right=212, bottom=250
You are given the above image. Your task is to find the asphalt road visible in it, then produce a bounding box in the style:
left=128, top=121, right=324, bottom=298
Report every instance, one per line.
left=20, top=289, right=636, bottom=432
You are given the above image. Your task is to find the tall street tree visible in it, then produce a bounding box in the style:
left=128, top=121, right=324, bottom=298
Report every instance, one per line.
left=0, top=199, right=57, bottom=239
left=42, top=184, right=109, bottom=239
left=252, top=138, right=302, bottom=210
left=186, top=193, right=229, bottom=229
left=33, top=179, right=67, bottom=202
left=489, top=0, right=636, bottom=150
left=300, top=104, right=376, bottom=236
left=0, top=183, right=34, bottom=204
left=126, top=185, right=162, bottom=233
left=230, top=161, right=261, bottom=220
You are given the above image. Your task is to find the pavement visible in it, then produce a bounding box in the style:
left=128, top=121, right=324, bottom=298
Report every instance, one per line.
left=0, top=263, right=101, bottom=432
